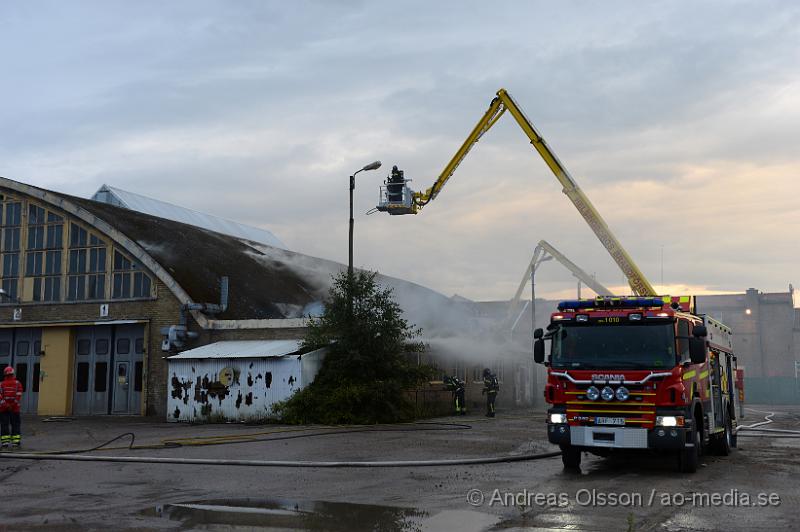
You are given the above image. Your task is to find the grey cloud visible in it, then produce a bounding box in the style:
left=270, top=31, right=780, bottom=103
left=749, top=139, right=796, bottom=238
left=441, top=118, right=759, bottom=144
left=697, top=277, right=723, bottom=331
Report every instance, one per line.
left=0, top=1, right=798, bottom=301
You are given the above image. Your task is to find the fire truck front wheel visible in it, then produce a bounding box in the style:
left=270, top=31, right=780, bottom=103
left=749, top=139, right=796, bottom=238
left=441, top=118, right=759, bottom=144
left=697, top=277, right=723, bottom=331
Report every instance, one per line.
left=560, top=444, right=581, bottom=470
left=678, top=425, right=700, bottom=473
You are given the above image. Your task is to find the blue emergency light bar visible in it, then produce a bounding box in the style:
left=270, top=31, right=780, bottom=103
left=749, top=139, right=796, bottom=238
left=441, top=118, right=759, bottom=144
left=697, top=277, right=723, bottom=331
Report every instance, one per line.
left=557, top=297, right=667, bottom=312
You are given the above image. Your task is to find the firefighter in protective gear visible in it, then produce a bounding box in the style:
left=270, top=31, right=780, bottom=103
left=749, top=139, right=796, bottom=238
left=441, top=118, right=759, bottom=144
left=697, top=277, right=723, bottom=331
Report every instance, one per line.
left=482, top=368, right=499, bottom=417
left=0, top=366, right=23, bottom=449
left=444, top=375, right=466, bottom=415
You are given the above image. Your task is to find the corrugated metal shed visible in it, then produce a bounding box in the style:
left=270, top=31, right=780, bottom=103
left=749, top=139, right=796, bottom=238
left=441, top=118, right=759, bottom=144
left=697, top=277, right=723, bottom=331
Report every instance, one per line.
left=92, top=184, right=287, bottom=249
left=167, top=340, right=324, bottom=423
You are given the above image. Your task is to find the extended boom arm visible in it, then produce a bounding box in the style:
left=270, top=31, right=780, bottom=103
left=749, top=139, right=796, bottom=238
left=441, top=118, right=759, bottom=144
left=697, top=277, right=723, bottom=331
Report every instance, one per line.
left=377, top=88, right=656, bottom=296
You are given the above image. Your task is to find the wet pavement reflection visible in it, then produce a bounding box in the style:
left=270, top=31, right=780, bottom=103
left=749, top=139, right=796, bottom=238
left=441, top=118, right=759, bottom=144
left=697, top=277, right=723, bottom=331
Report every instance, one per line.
left=146, top=497, right=501, bottom=531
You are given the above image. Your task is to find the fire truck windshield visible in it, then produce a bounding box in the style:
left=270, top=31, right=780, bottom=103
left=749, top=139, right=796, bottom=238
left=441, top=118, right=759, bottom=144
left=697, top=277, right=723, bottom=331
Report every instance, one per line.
left=550, top=322, right=676, bottom=370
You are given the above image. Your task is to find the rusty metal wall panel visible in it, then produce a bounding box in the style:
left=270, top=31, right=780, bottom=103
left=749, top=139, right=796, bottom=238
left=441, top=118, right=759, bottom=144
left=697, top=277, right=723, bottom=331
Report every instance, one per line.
left=167, top=356, right=306, bottom=422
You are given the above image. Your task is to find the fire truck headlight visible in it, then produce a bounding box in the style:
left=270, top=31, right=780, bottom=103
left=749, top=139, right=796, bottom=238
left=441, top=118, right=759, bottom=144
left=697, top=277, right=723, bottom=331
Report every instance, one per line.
left=586, top=386, right=600, bottom=401
left=615, top=386, right=630, bottom=401
left=656, top=416, right=685, bottom=427
left=549, top=413, right=567, bottom=424
left=601, top=386, right=615, bottom=401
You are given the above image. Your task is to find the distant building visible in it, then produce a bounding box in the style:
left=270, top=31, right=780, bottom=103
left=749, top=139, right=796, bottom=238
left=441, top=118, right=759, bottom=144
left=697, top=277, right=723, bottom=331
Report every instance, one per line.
left=794, top=308, right=800, bottom=381
left=699, top=288, right=798, bottom=403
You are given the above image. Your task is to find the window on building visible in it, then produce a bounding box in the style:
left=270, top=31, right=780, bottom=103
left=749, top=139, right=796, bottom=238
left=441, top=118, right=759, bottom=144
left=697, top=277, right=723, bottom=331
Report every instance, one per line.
left=94, top=362, right=107, bottom=392
left=47, top=213, right=64, bottom=248
left=95, top=339, right=109, bottom=356
left=117, top=338, right=130, bottom=355
left=76, top=362, right=89, bottom=392
left=4, top=202, right=21, bottom=228
left=32, top=363, right=40, bottom=393
left=134, top=361, right=143, bottom=392
left=16, top=341, right=28, bottom=357
left=15, top=363, right=27, bottom=391
left=1, top=278, right=17, bottom=301
left=70, top=223, right=87, bottom=248
left=27, top=225, right=44, bottom=249
left=112, top=250, right=152, bottom=299
left=1, top=200, right=21, bottom=301
left=67, top=224, right=107, bottom=301
left=28, top=204, right=45, bottom=225
left=0, top=200, right=159, bottom=305
left=3, top=254, right=18, bottom=277
left=25, top=204, right=64, bottom=302
left=76, top=339, right=91, bottom=356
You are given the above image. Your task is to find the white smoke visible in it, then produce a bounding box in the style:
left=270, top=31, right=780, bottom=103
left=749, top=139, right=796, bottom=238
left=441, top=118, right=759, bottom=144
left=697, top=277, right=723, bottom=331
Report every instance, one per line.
left=240, top=238, right=540, bottom=365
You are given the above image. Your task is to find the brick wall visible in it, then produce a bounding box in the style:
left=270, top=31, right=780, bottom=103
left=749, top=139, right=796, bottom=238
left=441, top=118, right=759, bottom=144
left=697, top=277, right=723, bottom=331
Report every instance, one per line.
left=0, top=278, right=309, bottom=416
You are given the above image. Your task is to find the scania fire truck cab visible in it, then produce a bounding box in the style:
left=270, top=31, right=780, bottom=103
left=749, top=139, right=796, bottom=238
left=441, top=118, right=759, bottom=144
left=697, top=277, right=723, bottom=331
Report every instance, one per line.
left=534, top=296, right=742, bottom=473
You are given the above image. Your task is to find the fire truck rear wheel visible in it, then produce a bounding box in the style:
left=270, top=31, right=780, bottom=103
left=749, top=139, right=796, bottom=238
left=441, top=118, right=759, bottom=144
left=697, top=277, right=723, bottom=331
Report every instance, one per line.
left=560, top=445, right=581, bottom=470
left=679, top=425, right=700, bottom=473
left=716, top=414, right=733, bottom=456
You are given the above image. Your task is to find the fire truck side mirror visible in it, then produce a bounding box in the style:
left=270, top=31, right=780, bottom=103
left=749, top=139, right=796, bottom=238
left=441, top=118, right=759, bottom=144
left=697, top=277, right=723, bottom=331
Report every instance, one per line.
left=533, top=328, right=544, bottom=339
left=689, top=337, right=707, bottom=364
left=533, top=338, right=545, bottom=364
left=692, top=325, right=708, bottom=338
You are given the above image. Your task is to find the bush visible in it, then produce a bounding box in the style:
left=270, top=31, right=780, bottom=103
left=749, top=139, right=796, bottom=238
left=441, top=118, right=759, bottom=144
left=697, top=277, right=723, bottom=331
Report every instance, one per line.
left=274, top=270, right=431, bottom=424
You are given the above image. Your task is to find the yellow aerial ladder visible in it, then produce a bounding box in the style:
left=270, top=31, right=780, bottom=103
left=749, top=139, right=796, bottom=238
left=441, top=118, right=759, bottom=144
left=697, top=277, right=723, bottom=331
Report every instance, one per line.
left=376, top=88, right=656, bottom=296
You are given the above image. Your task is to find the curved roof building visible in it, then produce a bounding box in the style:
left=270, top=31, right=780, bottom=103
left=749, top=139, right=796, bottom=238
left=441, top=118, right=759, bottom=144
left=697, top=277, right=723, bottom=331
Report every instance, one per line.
left=0, top=176, right=468, bottom=417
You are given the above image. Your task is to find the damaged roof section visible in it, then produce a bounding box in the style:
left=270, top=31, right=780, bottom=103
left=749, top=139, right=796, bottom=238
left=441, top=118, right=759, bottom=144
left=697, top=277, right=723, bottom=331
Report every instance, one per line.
left=69, top=196, right=324, bottom=320
left=68, top=195, right=468, bottom=328
left=92, top=184, right=287, bottom=249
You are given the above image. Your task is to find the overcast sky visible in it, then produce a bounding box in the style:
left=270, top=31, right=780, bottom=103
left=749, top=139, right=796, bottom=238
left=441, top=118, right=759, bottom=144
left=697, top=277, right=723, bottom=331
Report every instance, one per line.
left=1, top=1, right=798, bottom=303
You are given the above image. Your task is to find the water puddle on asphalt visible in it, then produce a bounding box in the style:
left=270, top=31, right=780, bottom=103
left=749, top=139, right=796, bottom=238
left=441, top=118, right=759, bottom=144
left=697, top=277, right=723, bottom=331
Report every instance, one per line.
left=144, top=497, right=500, bottom=531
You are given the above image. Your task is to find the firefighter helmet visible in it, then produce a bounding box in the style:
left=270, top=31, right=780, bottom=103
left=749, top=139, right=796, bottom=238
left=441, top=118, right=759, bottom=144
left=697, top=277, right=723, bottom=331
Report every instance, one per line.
left=3, top=366, right=13, bottom=376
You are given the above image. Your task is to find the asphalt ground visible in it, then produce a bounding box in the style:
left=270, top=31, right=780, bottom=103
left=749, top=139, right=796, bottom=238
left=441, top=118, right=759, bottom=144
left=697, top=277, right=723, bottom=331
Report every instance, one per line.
left=0, top=405, right=798, bottom=531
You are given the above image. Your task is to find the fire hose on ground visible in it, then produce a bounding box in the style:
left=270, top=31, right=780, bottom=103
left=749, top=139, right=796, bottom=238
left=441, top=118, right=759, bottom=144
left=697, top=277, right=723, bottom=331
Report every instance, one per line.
left=1, top=410, right=796, bottom=467
left=735, top=410, right=800, bottom=438
left=0, top=420, right=562, bottom=468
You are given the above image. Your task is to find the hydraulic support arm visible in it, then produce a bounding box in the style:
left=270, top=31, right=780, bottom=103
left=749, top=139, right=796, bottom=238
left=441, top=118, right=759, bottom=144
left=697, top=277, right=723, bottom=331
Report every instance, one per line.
left=505, top=240, right=614, bottom=327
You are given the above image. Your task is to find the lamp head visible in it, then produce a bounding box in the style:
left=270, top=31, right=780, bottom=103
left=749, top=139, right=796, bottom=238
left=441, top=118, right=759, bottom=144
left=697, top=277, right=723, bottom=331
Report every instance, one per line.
left=361, top=161, right=381, bottom=172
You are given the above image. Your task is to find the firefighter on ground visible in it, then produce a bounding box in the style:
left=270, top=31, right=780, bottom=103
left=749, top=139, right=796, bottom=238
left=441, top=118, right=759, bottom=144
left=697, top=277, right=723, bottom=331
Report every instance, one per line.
left=482, top=368, right=499, bottom=417
left=0, top=366, right=23, bottom=449
left=444, top=375, right=466, bottom=415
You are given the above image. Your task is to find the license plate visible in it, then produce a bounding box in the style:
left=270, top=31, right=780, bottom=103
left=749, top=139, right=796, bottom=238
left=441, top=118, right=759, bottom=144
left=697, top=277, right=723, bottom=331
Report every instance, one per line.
left=595, top=417, right=625, bottom=426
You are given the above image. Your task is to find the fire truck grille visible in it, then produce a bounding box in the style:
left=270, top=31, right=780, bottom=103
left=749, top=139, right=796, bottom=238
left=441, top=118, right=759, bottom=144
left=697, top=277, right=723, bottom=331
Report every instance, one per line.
left=566, top=389, right=656, bottom=426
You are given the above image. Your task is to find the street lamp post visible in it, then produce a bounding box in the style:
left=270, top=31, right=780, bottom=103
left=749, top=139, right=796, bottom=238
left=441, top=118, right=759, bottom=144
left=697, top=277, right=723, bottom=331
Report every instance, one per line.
left=348, top=160, right=382, bottom=279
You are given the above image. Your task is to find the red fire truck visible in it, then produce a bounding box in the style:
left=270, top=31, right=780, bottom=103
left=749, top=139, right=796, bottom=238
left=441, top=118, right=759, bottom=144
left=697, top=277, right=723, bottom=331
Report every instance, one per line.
left=534, top=296, right=743, bottom=473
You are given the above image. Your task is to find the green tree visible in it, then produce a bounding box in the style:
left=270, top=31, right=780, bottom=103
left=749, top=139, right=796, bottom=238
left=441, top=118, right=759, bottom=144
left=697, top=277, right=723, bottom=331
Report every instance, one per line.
left=274, top=270, right=430, bottom=424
